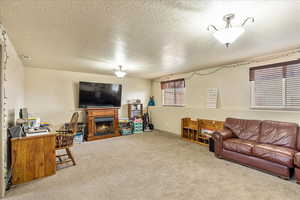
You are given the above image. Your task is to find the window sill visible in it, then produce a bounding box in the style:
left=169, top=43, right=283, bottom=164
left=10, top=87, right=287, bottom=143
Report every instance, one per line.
left=251, top=107, right=300, bottom=111
left=162, top=105, right=185, bottom=107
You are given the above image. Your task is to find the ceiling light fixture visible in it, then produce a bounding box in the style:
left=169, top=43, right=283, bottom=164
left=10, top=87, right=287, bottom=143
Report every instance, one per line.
left=20, top=54, right=32, bottom=61
left=114, top=65, right=127, bottom=78
left=207, top=14, right=254, bottom=48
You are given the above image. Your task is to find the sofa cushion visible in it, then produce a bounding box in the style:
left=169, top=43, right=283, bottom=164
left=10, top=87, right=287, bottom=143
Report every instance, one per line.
left=259, top=120, right=298, bottom=149
left=224, top=118, right=261, bottom=141
left=253, top=144, right=296, bottom=168
left=223, top=138, right=256, bottom=156
left=295, top=152, right=300, bottom=167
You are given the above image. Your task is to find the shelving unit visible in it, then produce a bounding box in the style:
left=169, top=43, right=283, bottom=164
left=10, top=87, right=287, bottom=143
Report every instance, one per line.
left=128, top=103, right=143, bottom=119
left=181, top=118, right=224, bottom=146
left=182, top=118, right=199, bottom=142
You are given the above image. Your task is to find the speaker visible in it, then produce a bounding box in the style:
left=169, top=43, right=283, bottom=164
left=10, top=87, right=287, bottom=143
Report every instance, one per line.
left=19, top=108, right=28, bottom=119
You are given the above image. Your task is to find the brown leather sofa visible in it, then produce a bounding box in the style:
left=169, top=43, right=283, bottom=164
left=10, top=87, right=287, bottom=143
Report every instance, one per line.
left=295, top=134, right=300, bottom=183
left=213, top=118, right=299, bottom=180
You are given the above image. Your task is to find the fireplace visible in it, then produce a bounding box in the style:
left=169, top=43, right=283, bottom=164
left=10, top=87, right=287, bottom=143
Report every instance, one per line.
left=86, top=108, right=120, bottom=141
left=94, top=117, right=114, bottom=136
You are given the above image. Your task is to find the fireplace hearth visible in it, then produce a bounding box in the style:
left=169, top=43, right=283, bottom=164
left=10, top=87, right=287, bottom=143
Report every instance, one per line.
left=86, top=108, right=120, bottom=141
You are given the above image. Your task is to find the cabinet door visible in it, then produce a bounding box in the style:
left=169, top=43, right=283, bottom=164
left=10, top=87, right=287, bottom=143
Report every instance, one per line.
left=11, top=135, right=56, bottom=185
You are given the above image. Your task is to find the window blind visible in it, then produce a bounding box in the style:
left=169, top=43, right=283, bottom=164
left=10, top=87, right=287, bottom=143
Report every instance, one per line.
left=253, top=66, right=283, bottom=107
left=286, top=63, right=300, bottom=108
left=250, top=60, right=300, bottom=109
left=161, top=79, right=185, bottom=106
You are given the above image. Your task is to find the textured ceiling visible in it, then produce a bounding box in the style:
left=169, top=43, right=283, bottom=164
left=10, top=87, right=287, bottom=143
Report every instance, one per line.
left=1, top=0, right=300, bottom=79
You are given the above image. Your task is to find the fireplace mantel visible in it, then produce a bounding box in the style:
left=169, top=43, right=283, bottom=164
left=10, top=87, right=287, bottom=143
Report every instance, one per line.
left=86, top=108, right=120, bottom=141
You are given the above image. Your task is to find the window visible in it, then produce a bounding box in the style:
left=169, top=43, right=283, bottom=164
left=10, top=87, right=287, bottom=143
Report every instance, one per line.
left=250, top=60, right=300, bottom=109
left=161, top=79, right=185, bottom=106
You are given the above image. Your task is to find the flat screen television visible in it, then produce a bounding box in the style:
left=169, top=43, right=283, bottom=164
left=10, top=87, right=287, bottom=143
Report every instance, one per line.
left=79, top=82, right=122, bottom=108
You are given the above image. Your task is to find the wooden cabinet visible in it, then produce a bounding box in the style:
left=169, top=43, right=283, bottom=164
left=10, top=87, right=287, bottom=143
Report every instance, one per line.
left=11, top=133, right=56, bottom=185
left=181, top=118, right=224, bottom=146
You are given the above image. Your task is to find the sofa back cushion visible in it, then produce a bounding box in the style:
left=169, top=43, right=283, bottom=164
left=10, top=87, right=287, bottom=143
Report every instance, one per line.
left=259, top=120, right=298, bottom=149
left=224, top=118, right=261, bottom=141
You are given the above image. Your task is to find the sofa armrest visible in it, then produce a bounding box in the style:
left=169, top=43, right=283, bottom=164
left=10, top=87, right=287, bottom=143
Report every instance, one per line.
left=212, top=128, right=234, bottom=158
left=213, top=128, right=234, bottom=140
left=295, top=152, right=300, bottom=168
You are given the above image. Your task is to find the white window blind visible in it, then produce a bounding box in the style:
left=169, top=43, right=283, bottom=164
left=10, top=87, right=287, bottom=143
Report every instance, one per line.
left=163, top=88, right=176, bottom=105
left=253, top=67, right=283, bottom=108
left=250, top=60, right=300, bottom=109
left=161, top=79, right=185, bottom=106
left=286, top=64, right=300, bottom=108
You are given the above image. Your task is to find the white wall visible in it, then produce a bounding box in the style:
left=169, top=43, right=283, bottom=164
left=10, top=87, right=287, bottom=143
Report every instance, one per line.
left=24, top=67, right=151, bottom=127
left=150, top=52, right=300, bottom=135
left=5, top=38, right=25, bottom=126
left=0, top=33, right=24, bottom=197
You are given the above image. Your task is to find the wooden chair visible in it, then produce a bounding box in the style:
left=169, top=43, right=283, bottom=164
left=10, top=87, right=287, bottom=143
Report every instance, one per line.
left=55, top=112, right=79, bottom=167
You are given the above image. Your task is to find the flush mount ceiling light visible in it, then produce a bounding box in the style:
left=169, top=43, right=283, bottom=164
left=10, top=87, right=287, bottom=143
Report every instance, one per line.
left=20, top=54, right=32, bottom=61
left=114, top=65, right=127, bottom=78
left=207, top=14, right=254, bottom=48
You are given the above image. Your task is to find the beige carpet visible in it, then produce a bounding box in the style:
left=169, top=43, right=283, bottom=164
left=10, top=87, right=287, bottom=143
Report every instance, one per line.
left=5, top=131, right=300, bottom=200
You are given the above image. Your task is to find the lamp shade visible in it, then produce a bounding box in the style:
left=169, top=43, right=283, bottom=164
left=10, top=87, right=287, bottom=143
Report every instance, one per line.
left=114, top=70, right=126, bottom=78
left=114, top=65, right=127, bottom=78
left=213, top=27, right=245, bottom=47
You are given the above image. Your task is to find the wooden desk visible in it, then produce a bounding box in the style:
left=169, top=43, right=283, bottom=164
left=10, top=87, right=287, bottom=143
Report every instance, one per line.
left=11, top=133, right=56, bottom=184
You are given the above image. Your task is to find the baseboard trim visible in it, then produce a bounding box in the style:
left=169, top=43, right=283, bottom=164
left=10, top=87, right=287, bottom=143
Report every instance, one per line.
left=154, top=129, right=180, bottom=137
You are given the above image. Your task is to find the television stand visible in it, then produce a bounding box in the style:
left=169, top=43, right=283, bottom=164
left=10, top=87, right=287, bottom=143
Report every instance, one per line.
left=86, top=108, right=120, bottom=141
